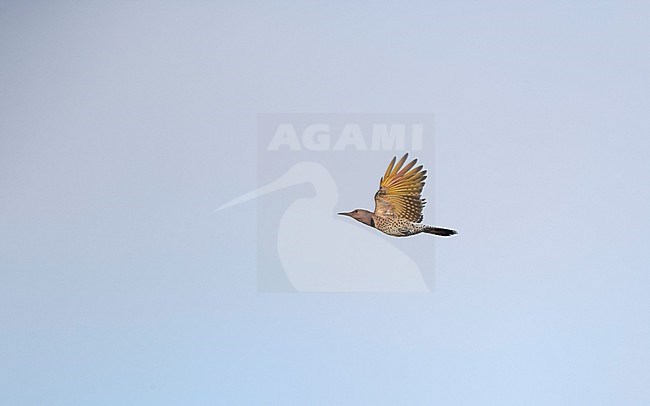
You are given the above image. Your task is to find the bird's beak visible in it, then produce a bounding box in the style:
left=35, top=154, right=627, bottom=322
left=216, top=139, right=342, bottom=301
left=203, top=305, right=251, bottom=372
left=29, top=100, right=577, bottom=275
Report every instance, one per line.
left=338, top=212, right=351, bottom=217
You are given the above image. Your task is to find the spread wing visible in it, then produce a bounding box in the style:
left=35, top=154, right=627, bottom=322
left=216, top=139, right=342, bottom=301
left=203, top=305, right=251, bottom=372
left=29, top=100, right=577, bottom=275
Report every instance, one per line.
left=373, top=153, right=427, bottom=222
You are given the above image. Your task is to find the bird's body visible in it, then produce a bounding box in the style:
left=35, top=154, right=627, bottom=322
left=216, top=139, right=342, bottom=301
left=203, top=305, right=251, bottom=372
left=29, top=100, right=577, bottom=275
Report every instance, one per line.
left=339, top=154, right=457, bottom=238
left=372, top=215, right=453, bottom=237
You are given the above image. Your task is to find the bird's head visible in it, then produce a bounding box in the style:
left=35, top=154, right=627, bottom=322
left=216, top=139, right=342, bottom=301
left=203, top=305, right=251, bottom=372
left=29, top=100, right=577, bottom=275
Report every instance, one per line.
left=338, top=209, right=374, bottom=226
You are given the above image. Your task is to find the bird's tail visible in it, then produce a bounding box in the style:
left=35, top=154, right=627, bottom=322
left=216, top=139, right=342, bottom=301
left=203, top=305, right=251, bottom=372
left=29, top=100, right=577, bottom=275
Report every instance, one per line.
left=423, top=226, right=458, bottom=237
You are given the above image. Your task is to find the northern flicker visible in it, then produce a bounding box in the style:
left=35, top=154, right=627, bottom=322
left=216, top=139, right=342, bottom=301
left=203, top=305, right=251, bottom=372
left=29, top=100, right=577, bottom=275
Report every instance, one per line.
left=338, top=154, right=458, bottom=237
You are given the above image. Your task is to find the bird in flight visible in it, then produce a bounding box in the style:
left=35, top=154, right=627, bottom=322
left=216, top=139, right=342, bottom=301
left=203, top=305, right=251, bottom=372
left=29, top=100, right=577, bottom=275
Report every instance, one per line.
left=338, top=154, right=458, bottom=237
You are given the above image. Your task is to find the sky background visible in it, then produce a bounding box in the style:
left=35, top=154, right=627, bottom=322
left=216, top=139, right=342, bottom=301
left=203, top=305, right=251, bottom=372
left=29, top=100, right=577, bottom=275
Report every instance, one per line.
left=1, top=1, right=649, bottom=405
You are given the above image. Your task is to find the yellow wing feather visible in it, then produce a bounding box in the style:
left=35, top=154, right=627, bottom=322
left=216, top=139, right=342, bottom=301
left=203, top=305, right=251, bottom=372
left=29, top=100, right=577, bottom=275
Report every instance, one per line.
left=374, top=153, right=427, bottom=222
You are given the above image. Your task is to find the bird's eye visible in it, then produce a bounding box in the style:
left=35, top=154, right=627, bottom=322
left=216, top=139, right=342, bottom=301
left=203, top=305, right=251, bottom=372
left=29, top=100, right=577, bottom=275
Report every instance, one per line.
left=353, top=210, right=358, bottom=213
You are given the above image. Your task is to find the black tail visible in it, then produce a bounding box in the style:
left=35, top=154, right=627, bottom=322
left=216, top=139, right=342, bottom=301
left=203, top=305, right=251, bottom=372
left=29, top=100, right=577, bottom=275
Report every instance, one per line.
left=423, top=226, right=458, bottom=237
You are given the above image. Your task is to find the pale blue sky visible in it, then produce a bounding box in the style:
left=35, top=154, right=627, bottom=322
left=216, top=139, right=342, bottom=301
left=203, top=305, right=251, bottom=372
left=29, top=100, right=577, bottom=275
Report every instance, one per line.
left=1, top=1, right=649, bottom=405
